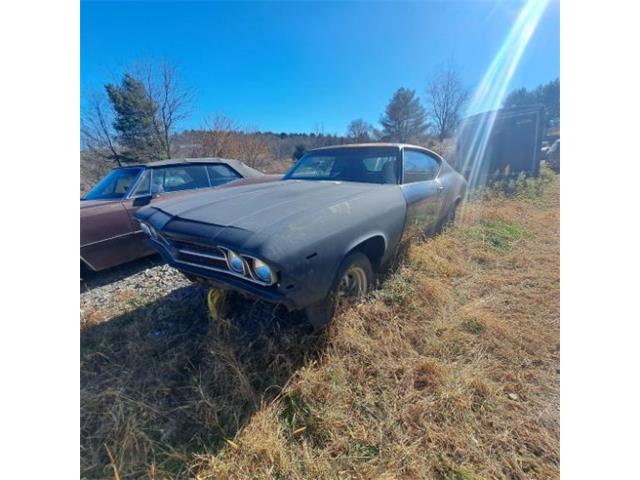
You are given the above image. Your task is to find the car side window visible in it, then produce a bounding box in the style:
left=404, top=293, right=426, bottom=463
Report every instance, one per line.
left=207, top=164, right=241, bottom=187
left=130, top=169, right=151, bottom=197
left=153, top=165, right=209, bottom=193
left=114, top=175, right=136, bottom=194
left=403, top=150, right=440, bottom=183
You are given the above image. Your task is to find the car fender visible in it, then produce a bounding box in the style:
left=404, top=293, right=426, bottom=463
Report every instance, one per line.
left=343, top=231, right=388, bottom=264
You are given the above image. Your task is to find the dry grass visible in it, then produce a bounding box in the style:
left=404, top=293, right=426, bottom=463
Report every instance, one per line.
left=81, top=173, right=559, bottom=479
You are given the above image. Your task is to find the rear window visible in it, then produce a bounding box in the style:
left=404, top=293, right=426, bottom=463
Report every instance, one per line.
left=207, top=164, right=241, bottom=186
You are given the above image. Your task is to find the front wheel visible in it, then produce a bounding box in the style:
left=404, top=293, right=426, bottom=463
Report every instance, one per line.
left=304, top=252, right=373, bottom=330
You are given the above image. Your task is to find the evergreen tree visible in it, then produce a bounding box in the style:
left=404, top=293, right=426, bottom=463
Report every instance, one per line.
left=504, top=78, right=560, bottom=124
left=379, top=88, right=428, bottom=143
left=105, top=74, right=163, bottom=161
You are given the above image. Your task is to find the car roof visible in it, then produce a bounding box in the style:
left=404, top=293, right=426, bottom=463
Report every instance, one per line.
left=123, top=157, right=238, bottom=168
left=308, top=143, right=442, bottom=158
left=115, top=157, right=264, bottom=177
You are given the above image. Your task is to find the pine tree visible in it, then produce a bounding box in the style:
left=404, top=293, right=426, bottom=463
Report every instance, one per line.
left=105, top=74, right=163, bottom=161
left=379, top=88, right=428, bottom=143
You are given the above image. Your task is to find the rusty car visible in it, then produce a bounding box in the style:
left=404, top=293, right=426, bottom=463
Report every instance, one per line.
left=80, top=158, right=271, bottom=272
left=136, top=144, right=467, bottom=327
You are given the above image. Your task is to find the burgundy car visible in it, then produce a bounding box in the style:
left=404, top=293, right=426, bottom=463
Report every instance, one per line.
left=80, top=158, right=270, bottom=272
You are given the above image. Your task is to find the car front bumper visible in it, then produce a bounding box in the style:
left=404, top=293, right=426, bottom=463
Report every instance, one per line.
left=148, top=238, right=304, bottom=310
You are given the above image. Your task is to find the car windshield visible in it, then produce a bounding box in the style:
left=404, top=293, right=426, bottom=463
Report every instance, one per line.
left=82, top=168, right=142, bottom=200
left=285, top=147, right=400, bottom=184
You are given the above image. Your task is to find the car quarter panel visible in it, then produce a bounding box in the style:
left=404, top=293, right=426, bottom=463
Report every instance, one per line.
left=437, top=160, right=467, bottom=210
left=399, top=151, right=466, bottom=241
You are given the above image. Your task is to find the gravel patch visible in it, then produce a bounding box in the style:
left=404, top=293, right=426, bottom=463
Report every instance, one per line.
left=80, top=263, right=193, bottom=328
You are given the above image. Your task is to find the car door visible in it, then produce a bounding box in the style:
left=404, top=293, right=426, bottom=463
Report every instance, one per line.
left=400, top=148, right=446, bottom=238
left=80, top=168, right=144, bottom=270
left=119, top=168, right=157, bottom=260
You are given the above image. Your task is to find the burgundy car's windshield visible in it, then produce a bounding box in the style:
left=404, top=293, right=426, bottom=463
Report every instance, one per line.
left=285, top=147, right=400, bottom=184
left=82, top=168, right=142, bottom=200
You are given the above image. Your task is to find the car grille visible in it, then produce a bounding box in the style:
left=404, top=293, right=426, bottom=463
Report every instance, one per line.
left=170, top=240, right=229, bottom=270
left=159, top=233, right=273, bottom=286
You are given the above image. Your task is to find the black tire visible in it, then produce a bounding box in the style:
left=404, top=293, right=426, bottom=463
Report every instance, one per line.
left=436, top=200, right=460, bottom=233
left=304, top=252, right=374, bottom=330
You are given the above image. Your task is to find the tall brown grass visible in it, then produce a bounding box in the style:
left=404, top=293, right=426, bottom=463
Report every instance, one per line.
left=81, top=172, right=559, bottom=479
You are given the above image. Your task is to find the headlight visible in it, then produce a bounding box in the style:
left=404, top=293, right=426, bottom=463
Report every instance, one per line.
left=253, top=258, right=276, bottom=284
left=227, top=250, right=246, bottom=274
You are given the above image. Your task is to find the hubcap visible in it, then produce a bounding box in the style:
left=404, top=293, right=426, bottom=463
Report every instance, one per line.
left=337, top=266, right=368, bottom=298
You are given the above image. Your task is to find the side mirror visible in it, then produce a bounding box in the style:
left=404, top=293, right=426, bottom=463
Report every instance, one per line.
left=132, top=194, right=153, bottom=207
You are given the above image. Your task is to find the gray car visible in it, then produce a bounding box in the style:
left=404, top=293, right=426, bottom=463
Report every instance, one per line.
left=136, top=144, right=467, bottom=328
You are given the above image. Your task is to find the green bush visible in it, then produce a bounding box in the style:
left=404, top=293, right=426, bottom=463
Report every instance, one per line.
left=487, top=163, right=556, bottom=200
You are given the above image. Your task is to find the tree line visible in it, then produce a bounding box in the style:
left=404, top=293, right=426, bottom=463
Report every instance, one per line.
left=503, top=77, right=559, bottom=126
left=81, top=62, right=559, bottom=170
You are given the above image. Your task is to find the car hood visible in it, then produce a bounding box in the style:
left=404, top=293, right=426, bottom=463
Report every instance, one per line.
left=149, top=180, right=385, bottom=233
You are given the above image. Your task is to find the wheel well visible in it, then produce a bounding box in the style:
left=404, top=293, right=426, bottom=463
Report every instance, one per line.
left=349, top=236, right=386, bottom=269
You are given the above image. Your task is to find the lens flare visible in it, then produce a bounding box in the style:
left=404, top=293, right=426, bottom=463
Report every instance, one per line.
left=458, top=0, right=551, bottom=191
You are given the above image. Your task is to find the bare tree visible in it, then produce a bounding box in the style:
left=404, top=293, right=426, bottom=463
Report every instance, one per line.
left=425, top=65, right=469, bottom=141
left=138, top=62, right=192, bottom=159
left=197, top=114, right=242, bottom=158
left=237, top=130, right=271, bottom=169
left=310, top=123, right=327, bottom=148
left=270, top=133, right=287, bottom=162
left=80, top=92, right=126, bottom=166
left=81, top=62, right=192, bottom=166
left=346, top=119, right=373, bottom=142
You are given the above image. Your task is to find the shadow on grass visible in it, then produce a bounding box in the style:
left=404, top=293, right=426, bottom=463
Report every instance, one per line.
left=81, top=285, right=326, bottom=478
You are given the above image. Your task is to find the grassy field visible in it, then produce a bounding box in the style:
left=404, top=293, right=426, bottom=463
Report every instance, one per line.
left=81, top=170, right=559, bottom=479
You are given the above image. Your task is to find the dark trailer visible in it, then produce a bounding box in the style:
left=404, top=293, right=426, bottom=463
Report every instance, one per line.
left=455, top=105, right=545, bottom=186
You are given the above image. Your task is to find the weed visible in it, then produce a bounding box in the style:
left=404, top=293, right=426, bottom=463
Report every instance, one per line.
left=461, top=218, right=528, bottom=253
left=438, top=464, right=480, bottom=480
left=462, top=317, right=486, bottom=335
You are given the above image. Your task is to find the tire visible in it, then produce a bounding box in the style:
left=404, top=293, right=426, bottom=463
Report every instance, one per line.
left=436, top=200, right=459, bottom=233
left=304, top=252, right=374, bottom=330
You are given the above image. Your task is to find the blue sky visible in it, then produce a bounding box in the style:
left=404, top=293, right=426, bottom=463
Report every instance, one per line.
left=81, top=0, right=559, bottom=134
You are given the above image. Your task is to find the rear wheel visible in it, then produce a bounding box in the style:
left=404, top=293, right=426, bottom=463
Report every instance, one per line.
left=436, top=200, right=460, bottom=233
left=305, top=252, right=373, bottom=330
